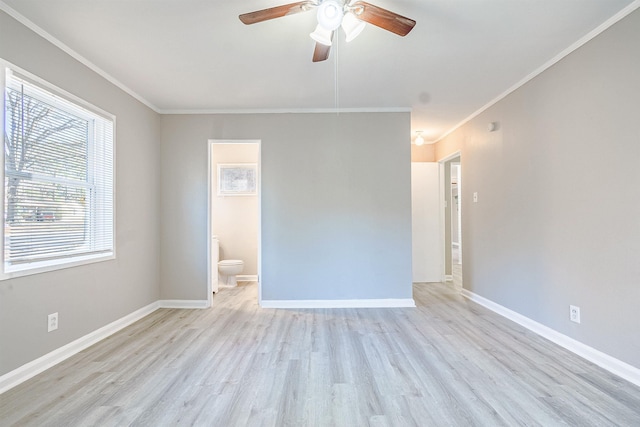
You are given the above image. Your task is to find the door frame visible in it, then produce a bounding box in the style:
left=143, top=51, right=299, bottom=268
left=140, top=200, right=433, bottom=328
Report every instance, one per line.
left=438, top=151, right=461, bottom=282
left=207, top=139, right=262, bottom=307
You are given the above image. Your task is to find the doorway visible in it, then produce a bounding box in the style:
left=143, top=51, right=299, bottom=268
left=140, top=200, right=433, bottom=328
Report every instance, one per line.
left=440, top=153, right=462, bottom=288
left=208, top=140, right=261, bottom=307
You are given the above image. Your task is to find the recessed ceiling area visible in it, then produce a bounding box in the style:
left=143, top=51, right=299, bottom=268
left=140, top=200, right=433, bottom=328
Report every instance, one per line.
left=1, top=0, right=636, bottom=142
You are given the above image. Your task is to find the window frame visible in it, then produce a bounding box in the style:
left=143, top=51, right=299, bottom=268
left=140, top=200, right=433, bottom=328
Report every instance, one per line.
left=0, top=60, right=116, bottom=280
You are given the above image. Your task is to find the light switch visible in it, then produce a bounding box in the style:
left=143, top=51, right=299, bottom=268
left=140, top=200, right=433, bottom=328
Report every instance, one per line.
left=473, top=192, right=478, bottom=203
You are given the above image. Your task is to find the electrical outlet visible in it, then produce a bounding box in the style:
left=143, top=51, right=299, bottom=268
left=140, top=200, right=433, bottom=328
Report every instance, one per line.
left=48, top=312, right=58, bottom=332
left=570, top=305, right=580, bottom=324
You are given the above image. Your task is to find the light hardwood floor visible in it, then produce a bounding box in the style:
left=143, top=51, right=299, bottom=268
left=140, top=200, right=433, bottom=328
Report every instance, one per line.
left=1, top=282, right=639, bottom=426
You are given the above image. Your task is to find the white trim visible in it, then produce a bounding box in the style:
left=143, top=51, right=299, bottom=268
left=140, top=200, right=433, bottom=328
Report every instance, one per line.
left=0, top=3, right=410, bottom=118
left=208, top=139, right=262, bottom=306
left=5, top=65, right=115, bottom=120
left=237, top=274, right=258, bottom=282
left=434, top=0, right=640, bottom=143
left=0, top=59, right=116, bottom=280
left=161, top=107, right=411, bottom=115
left=438, top=151, right=461, bottom=283
left=3, top=0, right=638, bottom=126
left=207, top=142, right=214, bottom=305
left=461, top=289, right=640, bottom=388
left=158, top=300, right=209, bottom=309
left=1, top=253, right=115, bottom=281
left=0, top=301, right=159, bottom=394
left=437, top=151, right=463, bottom=164
left=0, top=63, right=6, bottom=274
left=0, top=1, right=159, bottom=113
left=260, top=298, right=416, bottom=309
left=257, top=142, right=263, bottom=305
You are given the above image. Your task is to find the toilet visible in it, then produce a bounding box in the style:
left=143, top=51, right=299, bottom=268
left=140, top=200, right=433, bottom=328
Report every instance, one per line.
left=218, top=259, right=244, bottom=287
left=212, top=236, right=244, bottom=289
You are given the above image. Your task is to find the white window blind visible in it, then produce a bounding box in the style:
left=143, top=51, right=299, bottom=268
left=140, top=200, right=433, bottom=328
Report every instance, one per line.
left=2, top=67, right=114, bottom=276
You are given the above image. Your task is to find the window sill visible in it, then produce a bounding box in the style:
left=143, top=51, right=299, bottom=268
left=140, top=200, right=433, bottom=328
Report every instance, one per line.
left=1, top=252, right=115, bottom=281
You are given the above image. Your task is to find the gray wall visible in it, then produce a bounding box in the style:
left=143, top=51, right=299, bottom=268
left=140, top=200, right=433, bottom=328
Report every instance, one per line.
left=0, top=11, right=161, bottom=375
left=435, top=9, right=640, bottom=368
left=160, top=112, right=412, bottom=301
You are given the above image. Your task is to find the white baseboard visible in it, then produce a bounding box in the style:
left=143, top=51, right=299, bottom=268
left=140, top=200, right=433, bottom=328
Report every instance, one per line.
left=159, top=300, right=209, bottom=309
left=260, top=298, right=416, bottom=309
left=445, top=275, right=453, bottom=282
left=237, top=274, right=258, bottom=282
left=460, top=289, right=640, bottom=388
left=0, top=301, right=159, bottom=395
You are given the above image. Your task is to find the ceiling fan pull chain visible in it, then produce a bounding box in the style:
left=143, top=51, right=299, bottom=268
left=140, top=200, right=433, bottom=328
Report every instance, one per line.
left=335, top=33, right=340, bottom=114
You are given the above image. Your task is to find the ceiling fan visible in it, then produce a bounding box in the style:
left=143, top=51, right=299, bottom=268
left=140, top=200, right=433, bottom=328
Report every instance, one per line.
left=239, top=1, right=416, bottom=62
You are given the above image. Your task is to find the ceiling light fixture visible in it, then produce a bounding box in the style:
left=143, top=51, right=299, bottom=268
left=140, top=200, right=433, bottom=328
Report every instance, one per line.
left=317, top=0, right=344, bottom=30
left=241, top=1, right=415, bottom=63
left=310, top=25, right=334, bottom=46
left=341, top=11, right=366, bottom=42
left=310, top=0, right=366, bottom=45
left=415, top=131, right=424, bottom=146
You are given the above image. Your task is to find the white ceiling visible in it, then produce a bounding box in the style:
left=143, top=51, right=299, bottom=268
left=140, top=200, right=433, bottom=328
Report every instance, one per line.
left=2, top=0, right=637, bottom=142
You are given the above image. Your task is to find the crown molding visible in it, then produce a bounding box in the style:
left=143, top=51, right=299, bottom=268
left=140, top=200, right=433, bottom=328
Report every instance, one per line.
left=4, top=0, right=637, bottom=126
left=0, top=2, right=411, bottom=118
left=435, top=0, right=640, bottom=143
left=159, top=107, right=412, bottom=115
left=0, top=0, right=161, bottom=113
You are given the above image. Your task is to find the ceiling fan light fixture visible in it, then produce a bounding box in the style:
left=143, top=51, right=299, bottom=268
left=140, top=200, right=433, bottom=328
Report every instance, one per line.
left=317, top=0, right=344, bottom=31
left=239, top=0, right=416, bottom=63
left=341, top=11, right=365, bottom=42
left=310, top=24, right=333, bottom=46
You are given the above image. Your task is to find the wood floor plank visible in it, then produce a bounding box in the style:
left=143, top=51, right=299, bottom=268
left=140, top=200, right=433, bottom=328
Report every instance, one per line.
left=1, top=281, right=639, bottom=426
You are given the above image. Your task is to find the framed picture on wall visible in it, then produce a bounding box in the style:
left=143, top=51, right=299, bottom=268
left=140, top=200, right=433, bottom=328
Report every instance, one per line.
left=218, top=163, right=257, bottom=196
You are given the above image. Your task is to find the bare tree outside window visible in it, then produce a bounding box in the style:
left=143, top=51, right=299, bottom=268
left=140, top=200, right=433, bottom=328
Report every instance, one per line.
left=4, top=85, right=90, bottom=261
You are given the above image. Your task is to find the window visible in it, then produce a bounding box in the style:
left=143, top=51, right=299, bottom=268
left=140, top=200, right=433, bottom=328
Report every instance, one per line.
left=1, top=64, right=114, bottom=278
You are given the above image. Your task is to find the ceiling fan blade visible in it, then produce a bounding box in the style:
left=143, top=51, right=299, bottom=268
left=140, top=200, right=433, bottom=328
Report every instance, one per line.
left=239, top=1, right=316, bottom=25
left=312, top=41, right=332, bottom=62
left=351, top=1, right=416, bottom=36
